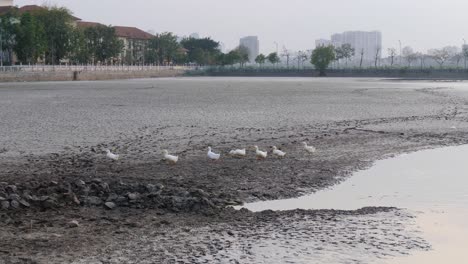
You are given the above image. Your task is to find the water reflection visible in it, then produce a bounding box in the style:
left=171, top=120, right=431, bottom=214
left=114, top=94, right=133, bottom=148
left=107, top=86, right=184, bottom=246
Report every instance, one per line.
left=242, top=145, right=468, bottom=263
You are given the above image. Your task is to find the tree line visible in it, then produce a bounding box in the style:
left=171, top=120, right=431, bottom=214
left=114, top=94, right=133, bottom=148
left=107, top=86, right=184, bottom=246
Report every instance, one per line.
left=0, top=6, right=124, bottom=65
left=0, top=5, right=268, bottom=66
left=307, top=43, right=468, bottom=76
left=0, top=5, right=284, bottom=67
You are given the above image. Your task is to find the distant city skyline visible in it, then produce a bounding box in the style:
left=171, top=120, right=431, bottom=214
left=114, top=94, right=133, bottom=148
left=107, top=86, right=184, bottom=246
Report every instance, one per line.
left=13, top=0, right=468, bottom=56
left=327, top=31, right=382, bottom=62
left=240, top=36, right=260, bottom=63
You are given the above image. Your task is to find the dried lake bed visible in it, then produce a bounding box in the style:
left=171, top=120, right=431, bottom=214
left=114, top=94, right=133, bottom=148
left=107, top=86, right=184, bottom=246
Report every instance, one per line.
left=1, top=77, right=468, bottom=263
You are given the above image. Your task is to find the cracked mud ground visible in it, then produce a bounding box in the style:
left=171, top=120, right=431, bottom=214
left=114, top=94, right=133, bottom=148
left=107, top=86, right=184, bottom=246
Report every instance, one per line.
left=1, top=78, right=468, bottom=263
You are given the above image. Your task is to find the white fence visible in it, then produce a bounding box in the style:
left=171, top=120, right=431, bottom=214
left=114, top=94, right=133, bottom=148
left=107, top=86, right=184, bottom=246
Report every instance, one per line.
left=0, top=65, right=200, bottom=72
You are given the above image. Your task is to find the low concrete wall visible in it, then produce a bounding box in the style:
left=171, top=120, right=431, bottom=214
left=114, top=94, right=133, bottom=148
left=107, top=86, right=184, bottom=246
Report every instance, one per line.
left=0, top=69, right=185, bottom=82
left=189, top=68, right=468, bottom=79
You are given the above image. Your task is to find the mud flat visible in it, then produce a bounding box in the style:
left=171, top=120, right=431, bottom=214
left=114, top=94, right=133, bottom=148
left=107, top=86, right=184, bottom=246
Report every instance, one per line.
left=242, top=145, right=468, bottom=263
left=1, top=78, right=468, bottom=263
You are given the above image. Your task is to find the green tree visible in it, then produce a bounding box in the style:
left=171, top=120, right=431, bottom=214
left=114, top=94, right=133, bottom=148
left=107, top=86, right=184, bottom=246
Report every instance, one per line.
left=14, top=12, right=47, bottom=64
left=83, top=25, right=123, bottom=64
left=311, top=45, right=335, bottom=76
left=267, top=52, right=280, bottom=66
left=69, top=28, right=90, bottom=64
left=0, top=11, right=20, bottom=65
left=181, top=37, right=221, bottom=65
left=219, top=49, right=240, bottom=66
left=147, top=32, right=180, bottom=64
left=334, top=46, right=345, bottom=68
left=255, top=54, right=266, bottom=66
left=335, top=43, right=354, bottom=67
left=36, top=7, right=74, bottom=64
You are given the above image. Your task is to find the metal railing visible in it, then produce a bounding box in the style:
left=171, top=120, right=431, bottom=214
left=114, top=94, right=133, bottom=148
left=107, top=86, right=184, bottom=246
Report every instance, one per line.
left=0, top=64, right=202, bottom=73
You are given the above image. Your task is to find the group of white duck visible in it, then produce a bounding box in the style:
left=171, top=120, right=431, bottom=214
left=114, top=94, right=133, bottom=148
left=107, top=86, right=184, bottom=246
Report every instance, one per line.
left=106, top=142, right=317, bottom=165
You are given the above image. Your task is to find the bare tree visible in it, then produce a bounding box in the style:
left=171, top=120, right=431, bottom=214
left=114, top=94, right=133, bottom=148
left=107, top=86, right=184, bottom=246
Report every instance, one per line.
left=388, top=48, right=397, bottom=67
left=402, top=46, right=418, bottom=67
left=359, top=48, right=364, bottom=68
left=341, top=44, right=355, bottom=67
left=334, top=46, right=344, bottom=68
left=428, top=46, right=457, bottom=68
left=296, top=50, right=308, bottom=69
left=451, top=52, right=463, bottom=68
left=463, top=45, right=468, bottom=69
left=374, top=47, right=381, bottom=68
left=416, top=52, right=426, bottom=69
left=281, top=47, right=291, bottom=69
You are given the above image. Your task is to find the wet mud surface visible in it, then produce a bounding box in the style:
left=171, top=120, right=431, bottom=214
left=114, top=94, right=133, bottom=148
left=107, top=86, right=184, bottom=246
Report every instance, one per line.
left=1, top=78, right=468, bottom=263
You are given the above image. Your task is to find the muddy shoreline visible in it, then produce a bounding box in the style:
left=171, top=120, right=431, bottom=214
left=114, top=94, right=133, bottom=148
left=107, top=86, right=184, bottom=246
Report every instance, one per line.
left=1, top=78, right=468, bottom=263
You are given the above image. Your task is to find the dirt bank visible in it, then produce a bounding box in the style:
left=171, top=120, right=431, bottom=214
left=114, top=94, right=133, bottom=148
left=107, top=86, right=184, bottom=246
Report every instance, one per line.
left=0, top=69, right=184, bottom=82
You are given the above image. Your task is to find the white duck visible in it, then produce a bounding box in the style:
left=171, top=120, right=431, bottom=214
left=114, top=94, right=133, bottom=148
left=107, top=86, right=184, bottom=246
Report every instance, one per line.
left=229, top=148, right=246, bottom=157
left=272, top=146, right=286, bottom=157
left=302, top=142, right=316, bottom=153
left=254, top=146, right=268, bottom=159
left=105, top=149, right=119, bottom=161
left=207, top=147, right=221, bottom=161
left=162, top=150, right=179, bottom=164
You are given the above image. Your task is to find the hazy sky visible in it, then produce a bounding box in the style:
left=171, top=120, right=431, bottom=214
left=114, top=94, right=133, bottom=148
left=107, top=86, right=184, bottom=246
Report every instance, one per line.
left=15, top=0, right=468, bottom=55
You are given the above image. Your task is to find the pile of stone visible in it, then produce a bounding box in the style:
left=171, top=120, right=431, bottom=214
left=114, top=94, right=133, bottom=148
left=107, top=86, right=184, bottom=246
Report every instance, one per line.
left=0, top=179, right=240, bottom=213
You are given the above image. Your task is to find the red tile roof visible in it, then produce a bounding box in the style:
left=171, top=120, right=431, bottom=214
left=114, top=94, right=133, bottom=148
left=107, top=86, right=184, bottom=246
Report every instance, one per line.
left=77, top=21, right=104, bottom=28
left=11, top=5, right=82, bottom=21
left=18, top=5, right=44, bottom=13
left=0, top=6, right=14, bottom=15
left=114, top=26, right=154, bottom=40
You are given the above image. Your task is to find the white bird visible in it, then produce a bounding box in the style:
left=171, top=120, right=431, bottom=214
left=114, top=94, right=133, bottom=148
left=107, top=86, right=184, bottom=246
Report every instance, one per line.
left=207, top=147, right=221, bottom=161
left=302, top=142, right=316, bottom=153
left=254, top=146, right=267, bottom=159
left=105, top=149, right=119, bottom=161
left=162, top=150, right=178, bottom=164
left=272, top=146, right=286, bottom=157
left=229, top=148, right=246, bottom=157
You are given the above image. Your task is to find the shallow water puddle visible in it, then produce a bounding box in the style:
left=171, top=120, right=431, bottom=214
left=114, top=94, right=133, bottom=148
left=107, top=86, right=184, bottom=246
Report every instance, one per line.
left=241, top=145, right=468, bottom=263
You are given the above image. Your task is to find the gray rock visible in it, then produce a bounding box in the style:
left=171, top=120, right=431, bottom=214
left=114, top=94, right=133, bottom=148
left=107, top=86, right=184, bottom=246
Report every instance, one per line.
left=75, top=180, right=86, bottom=187
left=0, top=196, right=6, bottom=201
left=146, top=184, right=157, bottom=192
left=68, top=220, right=80, bottom=228
left=100, top=182, right=110, bottom=193
left=85, top=196, right=102, bottom=206
left=1, top=200, right=10, bottom=210
left=19, top=199, right=30, bottom=208
left=71, top=193, right=80, bottom=205
left=115, top=196, right=127, bottom=203
left=106, top=193, right=118, bottom=202
left=38, top=195, right=50, bottom=202
left=10, top=200, right=20, bottom=209
left=191, top=189, right=208, bottom=198
left=8, top=193, right=21, bottom=201
left=104, top=202, right=116, bottom=210
left=147, top=184, right=164, bottom=193
left=128, top=193, right=140, bottom=200
left=42, top=198, right=58, bottom=209
left=6, top=185, right=17, bottom=193
left=91, top=178, right=103, bottom=184
left=22, top=193, right=33, bottom=201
